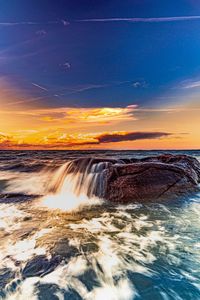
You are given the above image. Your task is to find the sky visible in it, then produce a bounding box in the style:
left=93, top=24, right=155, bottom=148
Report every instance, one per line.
left=0, top=0, right=200, bottom=149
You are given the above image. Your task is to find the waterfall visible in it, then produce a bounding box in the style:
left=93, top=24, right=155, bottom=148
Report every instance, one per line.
left=42, top=158, right=113, bottom=211
left=2, top=157, right=122, bottom=211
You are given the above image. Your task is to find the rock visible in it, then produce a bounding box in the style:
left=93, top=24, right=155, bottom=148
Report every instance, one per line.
left=0, top=268, right=15, bottom=289
left=104, top=154, right=200, bottom=203
left=50, top=154, right=200, bottom=203
left=22, top=255, right=61, bottom=278
left=53, top=238, right=79, bottom=259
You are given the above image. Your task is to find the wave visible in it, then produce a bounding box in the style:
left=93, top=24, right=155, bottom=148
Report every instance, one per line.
left=1, top=158, right=121, bottom=211
left=41, top=158, right=119, bottom=211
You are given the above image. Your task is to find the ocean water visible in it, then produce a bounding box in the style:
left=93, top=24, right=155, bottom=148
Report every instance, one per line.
left=0, top=150, right=200, bottom=300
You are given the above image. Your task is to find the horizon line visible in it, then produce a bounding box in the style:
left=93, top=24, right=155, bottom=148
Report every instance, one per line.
left=0, top=148, right=199, bottom=151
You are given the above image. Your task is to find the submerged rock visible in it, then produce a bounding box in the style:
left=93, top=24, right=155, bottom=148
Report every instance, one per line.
left=104, top=154, right=200, bottom=203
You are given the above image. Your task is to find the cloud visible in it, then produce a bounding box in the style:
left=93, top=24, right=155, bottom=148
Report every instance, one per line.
left=60, top=62, right=71, bottom=71
left=36, top=30, right=47, bottom=36
left=35, top=106, right=137, bottom=124
left=1, top=16, right=199, bottom=28
left=39, top=111, right=67, bottom=122
left=132, top=82, right=141, bottom=88
left=181, top=80, right=200, bottom=89
left=31, top=83, right=49, bottom=91
left=0, top=76, right=35, bottom=107
left=62, top=84, right=108, bottom=96
left=0, top=75, right=61, bottom=108
left=132, top=80, right=148, bottom=88
left=0, top=133, right=9, bottom=142
left=6, top=96, right=49, bottom=106
left=61, top=20, right=70, bottom=26
left=96, top=131, right=171, bottom=144
left=0, top=20, right=68, bottom=27
left=0, top=130, right=172, bottom=149
left=76, top=16, right=200, bottom=23
left=0, top=22, right=48, bottom=26
left=64, top=131, right=172, bottom=147
left=4, top=106, right=136, bottom=125
left=60, top=80, right=134, bottom=96
left=0, top=133, right=16, bottom=148
left=0, top=105, right=139, bottom=148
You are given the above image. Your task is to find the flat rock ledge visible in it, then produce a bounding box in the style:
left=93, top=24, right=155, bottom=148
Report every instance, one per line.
left=103, top=154, right=200, bottom=203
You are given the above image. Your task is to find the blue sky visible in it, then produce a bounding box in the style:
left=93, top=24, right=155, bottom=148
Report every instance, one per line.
left=1, top=0, right=200, bottom=109
left=0, top=0, right=200, bottom=149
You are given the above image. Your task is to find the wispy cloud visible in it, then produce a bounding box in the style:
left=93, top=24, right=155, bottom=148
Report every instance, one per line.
left=3, top=16, right=200, bottom=27
left=0, top=20, right=68, bottom=27
left=35, top=29, right=47, bottom=36
left=6, top=76, right=65, bottom=106
left=11, top=106, right=137, bottom=123
left=59, top=62, right=71, bottom=72
left=61, top=20, right=70, bottom=26
left=63, top=84, right=108, bottom=96
left=132, top=80, right=148, bottom=88
left=63, top=62, right=71, bottom=70
left=31, top=83, right=49, bottom=91
left=1, top=16, right=199, bottom=28
left=76, top=16, right=200, bottom=23
left=60, top=80, right=139, bottom=96
left=181, top=80, right=200, bottom=89
left=6, top=96, right=49, bottom=106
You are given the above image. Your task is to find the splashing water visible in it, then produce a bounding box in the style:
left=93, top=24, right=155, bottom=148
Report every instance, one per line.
left=41, top=158, right=111, bottom=211
left=2, top=158, right=113, bottom=211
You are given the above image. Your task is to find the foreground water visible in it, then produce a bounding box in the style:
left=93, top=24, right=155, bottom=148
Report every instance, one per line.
left=0, top=150, right=200, bottom=300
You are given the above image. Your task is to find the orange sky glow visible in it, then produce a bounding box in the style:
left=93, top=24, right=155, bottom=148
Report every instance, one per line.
left=1, top=95, right=200, bottom=149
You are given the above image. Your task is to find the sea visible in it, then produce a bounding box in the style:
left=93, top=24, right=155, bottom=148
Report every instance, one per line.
left=0, top=150, right=200, bottom=300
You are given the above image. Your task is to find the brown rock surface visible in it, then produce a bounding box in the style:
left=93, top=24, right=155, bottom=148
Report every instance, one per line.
left=104, top=154, right=200, bottom=203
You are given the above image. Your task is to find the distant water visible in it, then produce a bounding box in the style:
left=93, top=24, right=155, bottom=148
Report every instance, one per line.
left=0, top=150, right=200, bottom=300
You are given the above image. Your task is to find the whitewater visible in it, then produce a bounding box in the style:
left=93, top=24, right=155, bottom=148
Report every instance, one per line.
left=0, top=150, right=200, bottom=300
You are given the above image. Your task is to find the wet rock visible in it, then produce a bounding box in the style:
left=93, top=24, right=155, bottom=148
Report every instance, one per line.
left=37, top=283, right=82, bottom=300
left=48, top=154, right=200, bottom=203
left=81, top=242, right=99, bottom=253
left=23, top=216, right=32, bottom=221
left=0, top=193, right=36, bottom=204
left=0, top=180, right=8, bottom=193
left=0, top=268, right=15, bottom=289
left=78, top=269, right=99, bottom=292
left=104, top=154, right=200, bottom=203
left=22, top=255, right=61, bottom=278
left=53, top=238, right=79, bottom=259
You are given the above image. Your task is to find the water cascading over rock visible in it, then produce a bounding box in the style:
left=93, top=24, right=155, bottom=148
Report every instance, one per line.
left=45, top=154, right=200, bottom=205
left=46, top=158, right=114, bottom=198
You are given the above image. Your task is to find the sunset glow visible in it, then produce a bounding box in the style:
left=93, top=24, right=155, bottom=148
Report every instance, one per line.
left=0, top=102, right=199, bottom=149
left=0, top=1, right=200, bottom=149
left=1, top=2, right=200, bottom=300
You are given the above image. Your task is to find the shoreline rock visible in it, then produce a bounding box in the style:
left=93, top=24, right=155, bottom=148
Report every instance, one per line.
left=104, top=154, right=200, bottom=203
left=47, top=154, right=200, bottom=203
